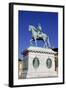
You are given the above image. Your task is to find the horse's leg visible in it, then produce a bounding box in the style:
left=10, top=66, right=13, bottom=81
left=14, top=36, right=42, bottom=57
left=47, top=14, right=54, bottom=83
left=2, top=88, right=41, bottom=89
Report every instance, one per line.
left=42, top=34, right=48, bottom=48
left=47, top=37, right=51, bottom=48
left=43, top=38, right=48, bottom=48
left=30, top=38, right=33, bottom=46
left=43, top=38, right=46, bottom=48
left=35, top=38, right=37, bottom=46
left=45, top=41, right=47, bottom=48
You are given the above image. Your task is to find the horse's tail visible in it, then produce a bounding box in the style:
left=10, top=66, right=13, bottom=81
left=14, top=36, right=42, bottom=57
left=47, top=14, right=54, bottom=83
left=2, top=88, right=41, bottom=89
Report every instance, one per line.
left=47, top=37, right=51, bottom=48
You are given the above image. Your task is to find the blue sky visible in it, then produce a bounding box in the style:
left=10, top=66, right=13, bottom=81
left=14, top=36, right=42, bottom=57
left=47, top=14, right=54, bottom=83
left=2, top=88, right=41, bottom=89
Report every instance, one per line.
left=18, top=10, right=58, bottom=59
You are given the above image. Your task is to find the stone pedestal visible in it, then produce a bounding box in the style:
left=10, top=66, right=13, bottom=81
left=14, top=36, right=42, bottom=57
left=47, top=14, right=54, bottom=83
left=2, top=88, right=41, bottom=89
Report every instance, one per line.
left=23, top=46, right=58, bottom=78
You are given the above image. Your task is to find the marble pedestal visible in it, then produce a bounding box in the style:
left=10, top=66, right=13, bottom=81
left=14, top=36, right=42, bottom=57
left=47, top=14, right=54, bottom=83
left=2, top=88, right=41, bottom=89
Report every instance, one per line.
left=23, top=46, right=58, bottom=78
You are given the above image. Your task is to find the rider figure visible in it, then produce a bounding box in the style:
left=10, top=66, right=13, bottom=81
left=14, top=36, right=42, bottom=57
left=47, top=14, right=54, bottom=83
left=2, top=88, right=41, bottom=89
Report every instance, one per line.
left=37, top=23, right=42, bottom=35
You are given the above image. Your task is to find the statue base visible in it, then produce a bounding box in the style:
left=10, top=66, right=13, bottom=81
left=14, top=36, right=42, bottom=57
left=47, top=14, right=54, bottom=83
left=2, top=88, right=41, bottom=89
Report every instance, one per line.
left=23, top=46, right=58, bottom=79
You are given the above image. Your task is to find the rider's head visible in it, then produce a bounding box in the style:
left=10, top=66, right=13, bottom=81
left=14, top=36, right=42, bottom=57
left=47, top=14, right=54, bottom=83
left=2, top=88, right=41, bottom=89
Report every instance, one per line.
left=38, top=23, right=42, bottom=31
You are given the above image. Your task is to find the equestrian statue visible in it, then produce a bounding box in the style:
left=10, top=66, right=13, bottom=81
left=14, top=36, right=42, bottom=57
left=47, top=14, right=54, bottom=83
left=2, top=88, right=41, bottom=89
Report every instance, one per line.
left=29, top=24, right=51, bottom=48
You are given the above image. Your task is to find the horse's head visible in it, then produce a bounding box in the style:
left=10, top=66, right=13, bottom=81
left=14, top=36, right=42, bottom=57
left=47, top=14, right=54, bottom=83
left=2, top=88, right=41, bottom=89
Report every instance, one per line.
left=29, top=25, right=37, bottom=32
left=29, top=25, right=36, bottom=32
